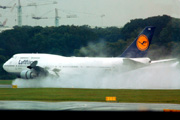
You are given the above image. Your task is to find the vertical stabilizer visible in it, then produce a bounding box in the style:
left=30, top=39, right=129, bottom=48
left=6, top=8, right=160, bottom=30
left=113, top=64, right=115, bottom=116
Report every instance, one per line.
left=120, top=26, right=155, bottom=58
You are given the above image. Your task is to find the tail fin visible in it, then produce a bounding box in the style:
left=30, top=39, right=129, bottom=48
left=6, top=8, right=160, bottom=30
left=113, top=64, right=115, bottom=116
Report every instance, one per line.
left=120, top=26, right=155, bottom=58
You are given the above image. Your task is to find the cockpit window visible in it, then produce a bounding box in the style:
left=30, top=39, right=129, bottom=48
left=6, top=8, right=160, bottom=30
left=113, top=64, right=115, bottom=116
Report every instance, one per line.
left=12, top=55, right=17, bottom=59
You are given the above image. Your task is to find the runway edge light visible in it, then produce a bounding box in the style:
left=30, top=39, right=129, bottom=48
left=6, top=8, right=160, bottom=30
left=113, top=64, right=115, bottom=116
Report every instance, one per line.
left=164, top=109, right=180, bottom=112
left=106, top=96, right=117, bottom=102
left=12, top=85, right=18, bottom=88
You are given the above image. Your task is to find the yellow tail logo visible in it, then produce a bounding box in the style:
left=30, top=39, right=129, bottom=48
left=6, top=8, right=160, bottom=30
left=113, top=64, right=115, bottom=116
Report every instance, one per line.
left=136, top=34, right=149, bottom=51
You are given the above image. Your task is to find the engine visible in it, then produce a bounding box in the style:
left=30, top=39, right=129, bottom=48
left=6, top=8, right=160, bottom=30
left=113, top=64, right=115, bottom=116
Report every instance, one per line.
left=20, top=70, right=37, bottom=79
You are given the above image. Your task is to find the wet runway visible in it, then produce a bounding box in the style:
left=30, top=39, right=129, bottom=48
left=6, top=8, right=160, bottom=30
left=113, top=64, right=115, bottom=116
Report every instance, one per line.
left=0, top=84, right=12, bottom=88
left=0, top=101, right=180, bottom=111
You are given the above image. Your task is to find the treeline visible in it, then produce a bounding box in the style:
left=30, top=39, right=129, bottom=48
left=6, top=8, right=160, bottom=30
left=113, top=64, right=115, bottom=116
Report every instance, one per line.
left=1, top=14, right=180, bottom=79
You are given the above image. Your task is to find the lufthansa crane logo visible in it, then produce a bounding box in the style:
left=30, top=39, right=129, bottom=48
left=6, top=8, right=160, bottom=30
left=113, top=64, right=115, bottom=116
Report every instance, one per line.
left=136, top=34, right=149, bottom=51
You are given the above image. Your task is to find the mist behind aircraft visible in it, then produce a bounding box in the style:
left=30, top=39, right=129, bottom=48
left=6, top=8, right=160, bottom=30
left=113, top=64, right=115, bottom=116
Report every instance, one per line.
left=12, top=61, right=180, bottom=89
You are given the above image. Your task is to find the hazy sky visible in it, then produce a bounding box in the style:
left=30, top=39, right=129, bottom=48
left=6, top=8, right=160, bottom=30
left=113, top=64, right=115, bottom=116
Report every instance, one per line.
left=0, top=0, right=180, bottom=27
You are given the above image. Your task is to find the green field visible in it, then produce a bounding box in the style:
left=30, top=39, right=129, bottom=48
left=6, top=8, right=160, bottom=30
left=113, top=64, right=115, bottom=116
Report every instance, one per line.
left=0, top=80, right=180, bottom=103
left=0, top=88, right=180, bottom=104
left=0, top=80, right=13, bottom=84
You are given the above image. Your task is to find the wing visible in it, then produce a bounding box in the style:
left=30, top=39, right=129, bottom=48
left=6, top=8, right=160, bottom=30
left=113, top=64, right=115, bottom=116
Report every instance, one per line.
left=27, top=61, right=60, bottom=78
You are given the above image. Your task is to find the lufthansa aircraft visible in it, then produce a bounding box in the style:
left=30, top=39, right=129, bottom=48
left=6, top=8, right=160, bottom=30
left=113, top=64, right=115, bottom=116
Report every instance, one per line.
left=3, top=26, right=177, bottom=79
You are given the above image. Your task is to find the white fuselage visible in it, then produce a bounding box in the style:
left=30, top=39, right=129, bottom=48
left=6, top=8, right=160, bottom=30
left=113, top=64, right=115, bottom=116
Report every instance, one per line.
left=3, top=53, right=150, bottom=78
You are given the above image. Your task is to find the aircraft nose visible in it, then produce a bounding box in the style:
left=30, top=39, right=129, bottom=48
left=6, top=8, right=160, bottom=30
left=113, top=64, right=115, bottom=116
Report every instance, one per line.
left=3, top=61, right=8, bottom=72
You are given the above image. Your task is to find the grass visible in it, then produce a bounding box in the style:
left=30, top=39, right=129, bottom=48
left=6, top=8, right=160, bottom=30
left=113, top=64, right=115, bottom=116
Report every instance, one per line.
left=0, top=80, right=180, bottom=104
left=0, top=80, right=13, bottom=84
left=0, top=88, right=180, bottom=104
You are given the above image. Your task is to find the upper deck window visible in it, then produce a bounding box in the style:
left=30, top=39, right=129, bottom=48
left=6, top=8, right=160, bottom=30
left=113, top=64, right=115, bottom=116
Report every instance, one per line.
left=20, top=57, right=29, bottom=59
left=31, top=57, right=40, bottom=59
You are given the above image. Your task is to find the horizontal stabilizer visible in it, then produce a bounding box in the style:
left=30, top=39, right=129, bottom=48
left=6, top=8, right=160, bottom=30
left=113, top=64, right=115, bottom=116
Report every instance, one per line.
left=151, top=58, right=178, bottom=66
left=123, top=58, right=148, bottom=70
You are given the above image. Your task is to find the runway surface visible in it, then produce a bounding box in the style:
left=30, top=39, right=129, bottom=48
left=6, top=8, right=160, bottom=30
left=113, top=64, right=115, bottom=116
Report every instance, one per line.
left=0, top=84, right=12, bottom=88
left=0, top=101, right=180, bottom=111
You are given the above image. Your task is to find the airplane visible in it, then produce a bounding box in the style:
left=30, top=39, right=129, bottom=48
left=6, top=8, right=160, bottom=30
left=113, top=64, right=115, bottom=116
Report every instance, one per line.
left=3, top=26, right=178, bottom=80
left=0, top=19, right=8, bottom=27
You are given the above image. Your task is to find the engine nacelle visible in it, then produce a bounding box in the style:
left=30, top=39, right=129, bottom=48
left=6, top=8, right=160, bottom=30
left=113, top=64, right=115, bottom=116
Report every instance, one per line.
left=20, top=70, right=37, bottom=79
